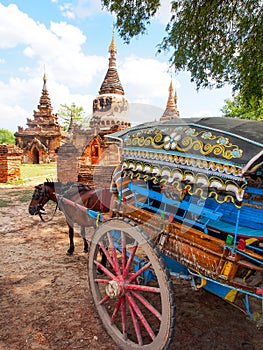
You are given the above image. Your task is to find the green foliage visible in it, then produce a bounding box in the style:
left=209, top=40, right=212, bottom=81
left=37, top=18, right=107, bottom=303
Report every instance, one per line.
left=102, top=0, right=263, bottom=107
left=0, top=128, right=15, bottom=144
left=57, top=102, right=85, bottom=131
left=103, top=0, right=160, bottom=41
left=222, top=94, right=263, bottom=120
left=0, top=199, right=9, bottom=207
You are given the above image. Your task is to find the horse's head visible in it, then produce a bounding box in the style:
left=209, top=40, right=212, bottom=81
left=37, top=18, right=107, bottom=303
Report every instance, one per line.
left=28, top=183, right=53, bottom=215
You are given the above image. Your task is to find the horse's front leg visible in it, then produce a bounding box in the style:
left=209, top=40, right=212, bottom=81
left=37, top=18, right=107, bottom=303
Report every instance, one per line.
left=67, top=223, right=75, bottom=255
left=80, top=227, right=89, bottom=253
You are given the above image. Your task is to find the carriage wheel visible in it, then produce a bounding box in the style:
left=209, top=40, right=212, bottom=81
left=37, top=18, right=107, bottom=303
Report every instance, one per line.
left=88, top=218, right=175, bottom=350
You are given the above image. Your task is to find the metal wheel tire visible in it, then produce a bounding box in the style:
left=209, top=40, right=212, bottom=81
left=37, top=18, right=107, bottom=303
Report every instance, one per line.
left=88, top=218, right=175, bottom=350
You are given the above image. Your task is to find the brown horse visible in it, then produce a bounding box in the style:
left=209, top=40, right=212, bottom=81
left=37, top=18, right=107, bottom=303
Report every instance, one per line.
left=28, top=181, right=111, bottom=255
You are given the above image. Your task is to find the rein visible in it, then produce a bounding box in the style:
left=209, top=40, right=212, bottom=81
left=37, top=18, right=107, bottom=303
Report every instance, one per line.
left=38, top=201, right=58, bottom=223
left=33, top=183, right=59, bottom=223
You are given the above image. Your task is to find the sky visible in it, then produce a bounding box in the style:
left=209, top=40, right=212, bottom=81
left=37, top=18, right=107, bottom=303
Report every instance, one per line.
left=0, top=0, right=233, bottom=132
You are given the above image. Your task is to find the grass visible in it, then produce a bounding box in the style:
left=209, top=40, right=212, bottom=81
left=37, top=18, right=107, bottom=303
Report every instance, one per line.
left=0, top=163, right=57, bottom=186
left=19, top=189, right=36, bottom=202
left=0, top=164, right=57, bottom=207
left=21, top=163, right=57, bottom=181
left=0, top=199, right=9, bottom=207
left=3, top=163, right=57, bottom=185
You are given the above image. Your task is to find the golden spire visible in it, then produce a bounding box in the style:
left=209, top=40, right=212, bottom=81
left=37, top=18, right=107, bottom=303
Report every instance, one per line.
left=167, top=81, right=176, bottom=110
left=160, top=80, right=180, bottom=120
left=43, top=64, right=47, bottom=83
left=98, top=32, right=124, bottom=95
left=109, top=27, right=117, bottom=53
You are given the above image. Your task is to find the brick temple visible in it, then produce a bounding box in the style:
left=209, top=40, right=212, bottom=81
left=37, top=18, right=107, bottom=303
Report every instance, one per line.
left=10, top=33, right=180, bottom=186
left=15, top=74, right=64, bottom=164
left=57, top=34, right=132, bottom=184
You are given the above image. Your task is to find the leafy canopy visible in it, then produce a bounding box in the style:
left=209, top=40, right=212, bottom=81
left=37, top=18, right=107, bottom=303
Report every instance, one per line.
left=222, top=94, right=263, bottom=120
left=0, top=128, right=15, bottom=144
left=57, top=102, right=85, bottom=131
left=102, top=0, right=263, bottom=107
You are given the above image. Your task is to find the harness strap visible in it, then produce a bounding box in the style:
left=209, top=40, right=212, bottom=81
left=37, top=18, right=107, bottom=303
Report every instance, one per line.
left=39, top=202, right=58, bottom=223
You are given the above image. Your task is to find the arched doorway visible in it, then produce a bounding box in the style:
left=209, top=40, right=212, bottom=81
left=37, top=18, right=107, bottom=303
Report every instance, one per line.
left=91, top=140, right=99, bottom=165
left=32, top=147, right=39, bottom=164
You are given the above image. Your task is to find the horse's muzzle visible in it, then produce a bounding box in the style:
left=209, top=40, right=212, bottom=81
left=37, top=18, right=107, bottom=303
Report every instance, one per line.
left=28, top=206, right=39, bottom=215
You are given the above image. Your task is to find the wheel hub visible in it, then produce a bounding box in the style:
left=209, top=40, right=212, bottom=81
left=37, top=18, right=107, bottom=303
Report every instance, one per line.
left=105, top=280, right=120, bottom=298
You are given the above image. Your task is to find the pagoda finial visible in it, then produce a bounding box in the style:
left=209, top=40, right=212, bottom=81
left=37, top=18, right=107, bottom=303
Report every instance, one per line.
left=109, top=25, right=117, bottom=53
left=166, top=80, right=176, bottom=110
left=108, top=27, right=117, bottom=69
left=43, top=64, right=47, bottom=83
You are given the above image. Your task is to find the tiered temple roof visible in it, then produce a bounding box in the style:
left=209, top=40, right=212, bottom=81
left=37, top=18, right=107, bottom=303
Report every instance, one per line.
left=98, top=35, right=124, bottom=96
left=15, top=74, right=64, bottom=163
left=23, top=73, right=61, bottom=135
left=90, top=34, right=131, bottom=131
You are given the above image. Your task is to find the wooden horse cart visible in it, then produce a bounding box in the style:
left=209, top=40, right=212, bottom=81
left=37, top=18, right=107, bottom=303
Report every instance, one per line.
left=65, top=117, right=263, bottom=349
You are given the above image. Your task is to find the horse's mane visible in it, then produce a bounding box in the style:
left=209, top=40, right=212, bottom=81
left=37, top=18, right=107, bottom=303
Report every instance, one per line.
left=43, top=180, right=92, bottom=195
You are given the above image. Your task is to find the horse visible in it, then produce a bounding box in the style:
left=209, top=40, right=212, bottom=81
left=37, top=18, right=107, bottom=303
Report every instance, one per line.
left=28, top=181, right=111, bottom=255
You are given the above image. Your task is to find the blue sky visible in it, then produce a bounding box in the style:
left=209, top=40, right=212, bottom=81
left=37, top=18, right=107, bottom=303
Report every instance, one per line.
left=0, top=0, right=232, bottom=132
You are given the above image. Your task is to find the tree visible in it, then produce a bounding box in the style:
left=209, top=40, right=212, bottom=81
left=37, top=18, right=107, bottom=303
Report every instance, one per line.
left=222, top=94, right=263, bottom=120
left=0, top=128, right=15, bottom=144
left=57, top=102, right=85, bottom=131
left=102, top=0, right=263, bottom=107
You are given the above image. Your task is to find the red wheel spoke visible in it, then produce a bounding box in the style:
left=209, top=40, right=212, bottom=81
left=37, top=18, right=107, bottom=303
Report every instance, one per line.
left=110, top=297, right=121, bottom=324
left=120, top=296, right=127, bottom=339
left=126, top=292, right=156, bottom=340
left=122, top=242, right=138, bottom=279
left=128, top=261, right=152, bottom=283
left=131, top=291, right=161, bottom=320
left=94, top=261, right=116, bottom=280
left=98, top=295, right=110, bottom=305
left=128, top=296, right=143, bottom=345
left=121, top=232, right=127, bottom=274
left=125, top=284, right=160, bottom=293
left=94, top=278, right=110, bottom=284
left=107, top=232, right=121, bottom=276
left=99, top=243, right=114, bottom=269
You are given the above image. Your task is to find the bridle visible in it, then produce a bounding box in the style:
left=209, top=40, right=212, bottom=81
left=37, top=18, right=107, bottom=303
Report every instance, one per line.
left=31, top=184, right=58, bottom=222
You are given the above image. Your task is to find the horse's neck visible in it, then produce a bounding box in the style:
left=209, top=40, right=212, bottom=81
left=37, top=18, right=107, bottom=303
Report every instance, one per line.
left=45, top=182, right=61, bottom=202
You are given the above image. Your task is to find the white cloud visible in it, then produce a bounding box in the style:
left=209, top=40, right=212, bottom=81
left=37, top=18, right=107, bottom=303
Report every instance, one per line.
left=75, top=0, right=105, bottom=18
left=0, top=102, right=29, bottom=132
left=121, top=56, right=169, bottom=97
left=119, top=56, right=180, bottom=112
left=0, top=2, right=231, bottom=132
left=155, top=0, right=173, bottom=24
left=23, top=46, right=35, bottom=58
left=59, top=3, right=76, bottom=19
left=0, top=4, right=107, bottom=86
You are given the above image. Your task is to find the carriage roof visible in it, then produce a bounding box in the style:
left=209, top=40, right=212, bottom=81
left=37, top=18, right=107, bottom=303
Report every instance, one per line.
left=107, top=117, right=263, bottom=205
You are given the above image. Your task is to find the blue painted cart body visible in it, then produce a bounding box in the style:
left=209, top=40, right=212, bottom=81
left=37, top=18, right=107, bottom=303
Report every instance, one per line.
left=104, top=117, right=263, bottom=323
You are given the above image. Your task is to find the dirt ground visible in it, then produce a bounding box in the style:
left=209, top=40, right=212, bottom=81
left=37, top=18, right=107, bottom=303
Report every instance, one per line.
left=0, top=183, right=263, bottom=350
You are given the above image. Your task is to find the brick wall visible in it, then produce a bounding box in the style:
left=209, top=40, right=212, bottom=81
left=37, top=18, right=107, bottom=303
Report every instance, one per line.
left=0, top=144, right=22, bottom=182
left=78, top=164, right=116, bottom=189
left=57, top=142, right=79, bottom=183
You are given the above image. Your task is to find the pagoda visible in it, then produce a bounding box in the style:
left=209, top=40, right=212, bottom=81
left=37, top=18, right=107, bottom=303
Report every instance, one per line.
left=15, top=73, right=64, bottom=163
left=89, top=34, right=131, bottom=132
left=160, top=80, right=180, bottom=120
